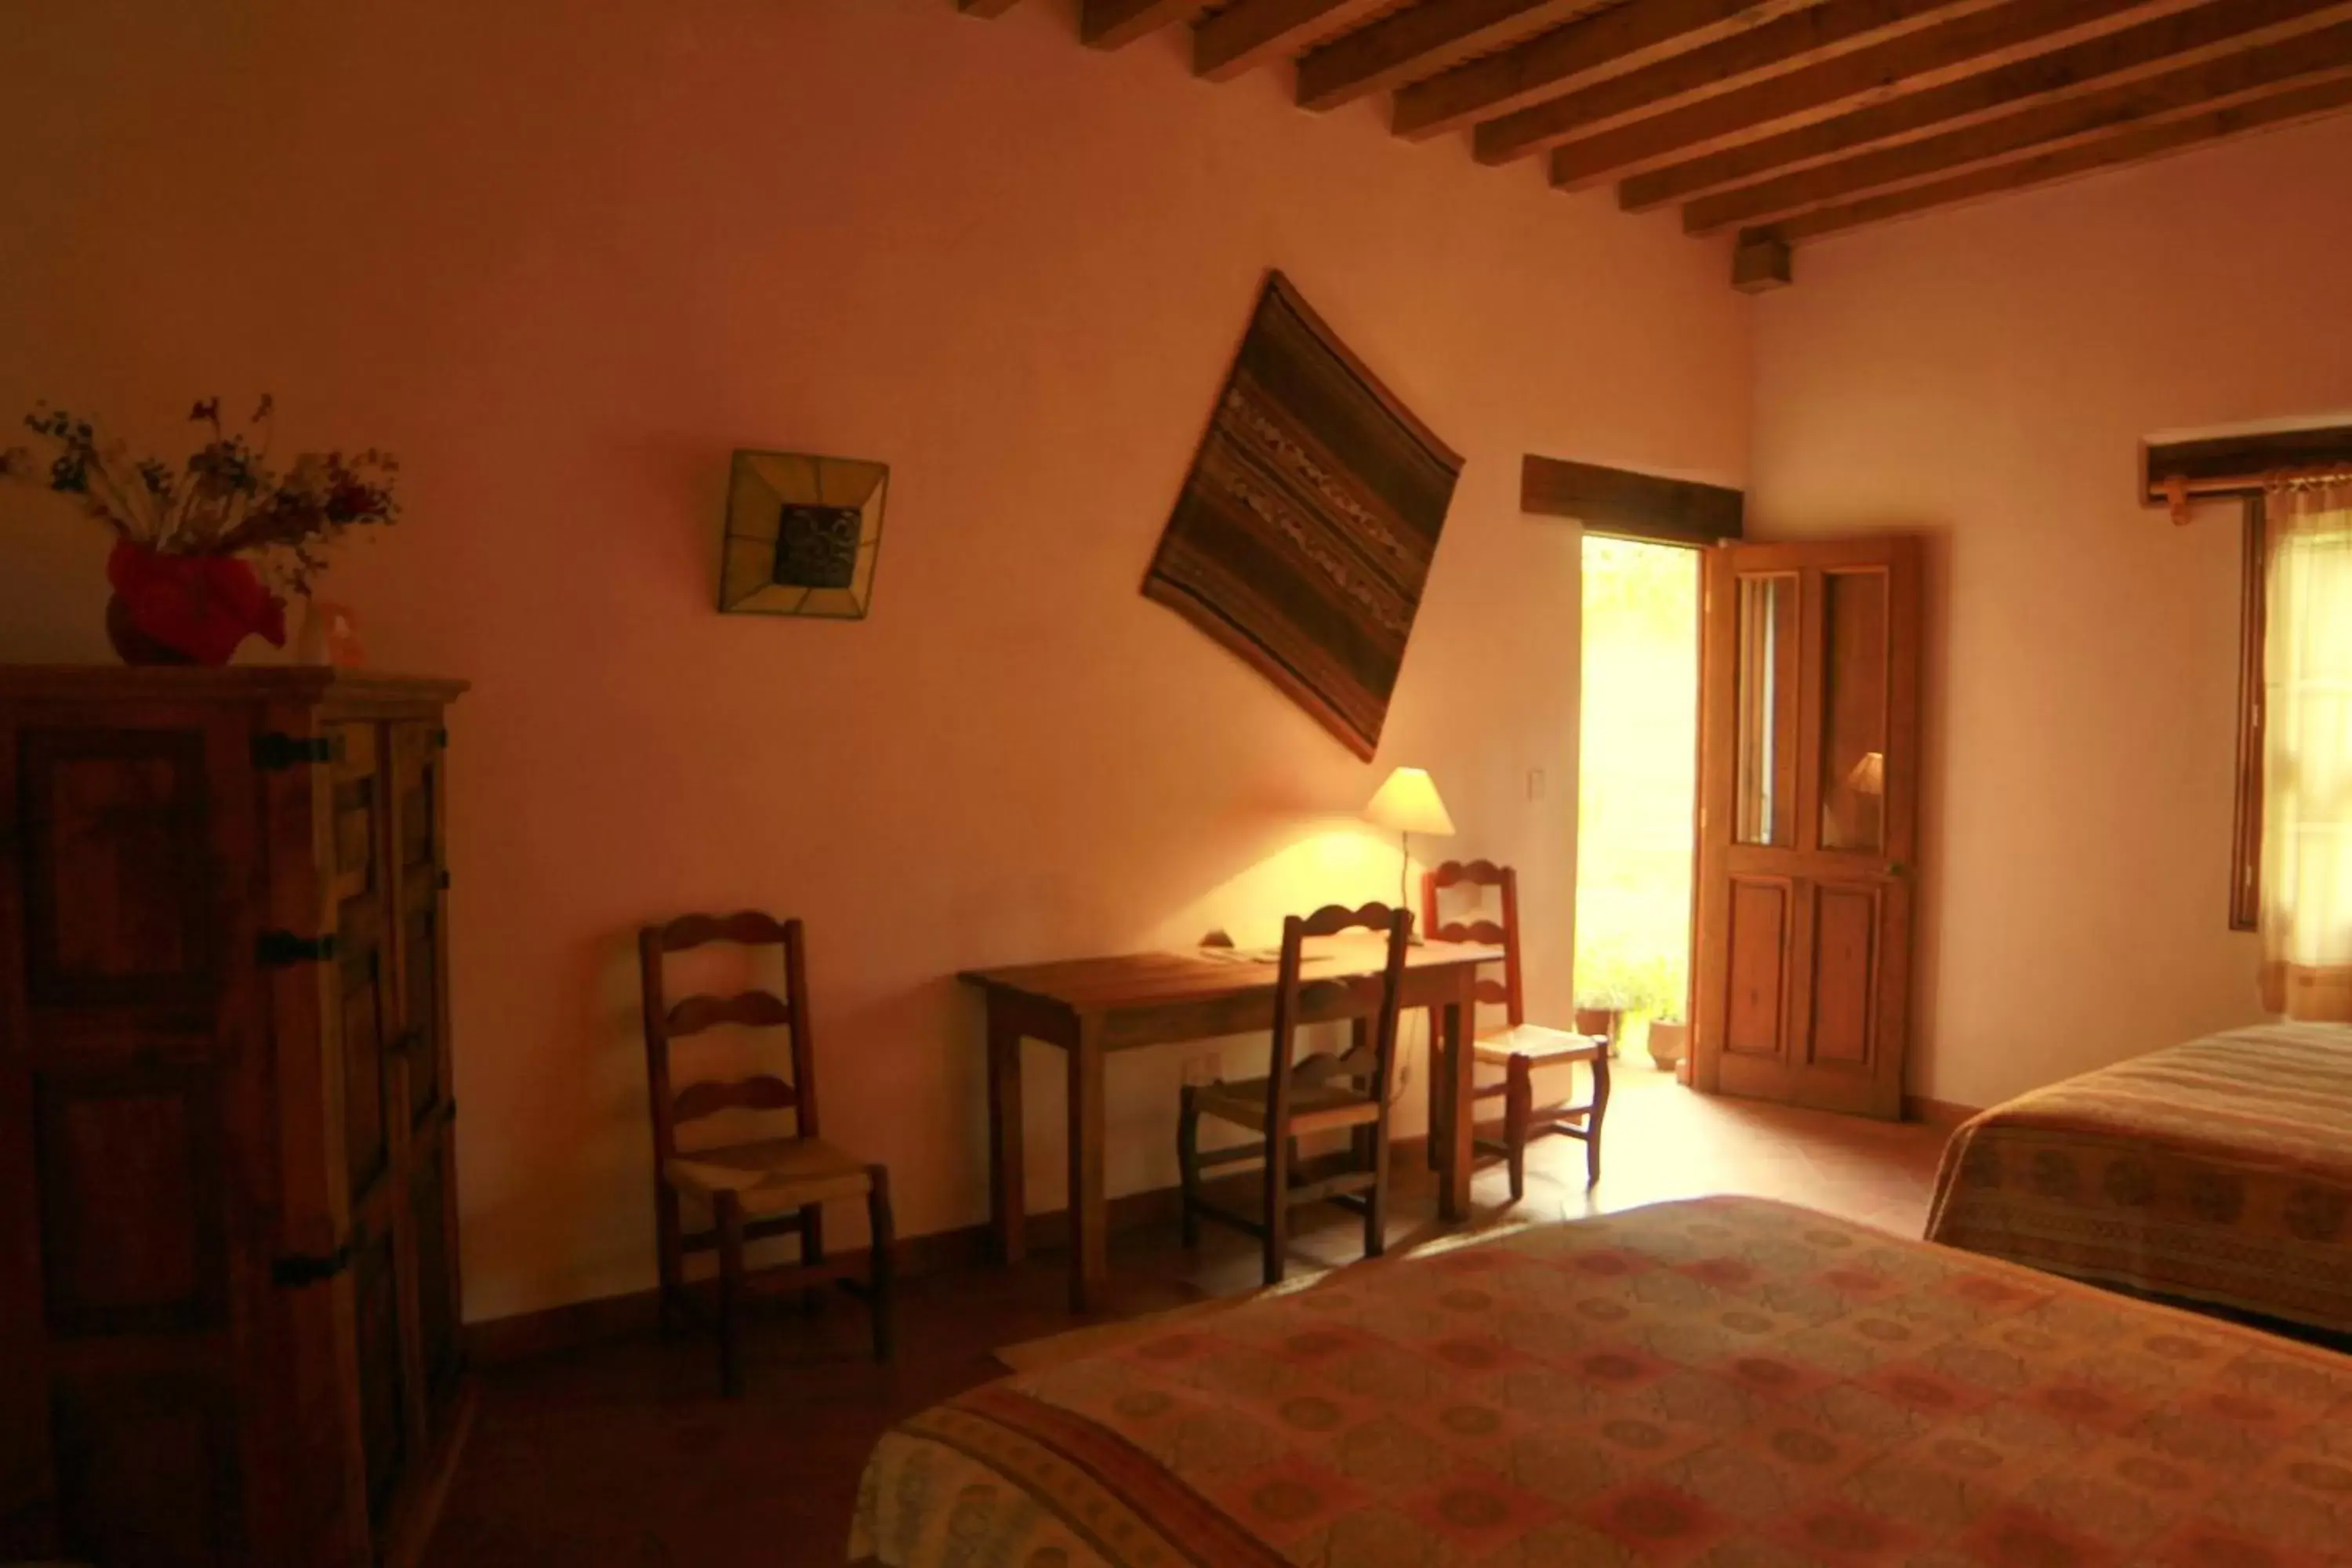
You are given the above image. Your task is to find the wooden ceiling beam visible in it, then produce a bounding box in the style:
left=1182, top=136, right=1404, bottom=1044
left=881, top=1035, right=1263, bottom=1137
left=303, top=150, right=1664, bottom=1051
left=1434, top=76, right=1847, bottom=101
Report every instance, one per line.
left=1548, top=0, right=2205, bottom=192
left=1617, top=0, right=2352, bottom=205
left=1391, top=0, right=1825, bottom=141
left=1744, top=67, right=2352, bottom=243
left=1472, top=0, right=2016, bottom=164
left=1196, top=0, right=1385, bottom=81
left=1080, top=0, right=1206, bottom=48
left=957, top=0, right=1027, bottom=16
left=1298, top=1, right=1611, bottom=112
left=1686, top=20, right=2352, bottom=230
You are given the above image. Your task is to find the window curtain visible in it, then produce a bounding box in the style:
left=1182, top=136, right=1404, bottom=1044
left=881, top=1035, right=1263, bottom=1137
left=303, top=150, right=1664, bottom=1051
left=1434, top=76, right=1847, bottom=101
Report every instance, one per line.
left=2259, top=479, right=2352, bottom=1021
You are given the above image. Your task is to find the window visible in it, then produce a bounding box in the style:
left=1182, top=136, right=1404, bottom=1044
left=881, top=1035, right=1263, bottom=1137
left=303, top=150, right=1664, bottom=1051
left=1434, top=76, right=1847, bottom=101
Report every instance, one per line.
left=2143, top=426, right=2352, bottom=931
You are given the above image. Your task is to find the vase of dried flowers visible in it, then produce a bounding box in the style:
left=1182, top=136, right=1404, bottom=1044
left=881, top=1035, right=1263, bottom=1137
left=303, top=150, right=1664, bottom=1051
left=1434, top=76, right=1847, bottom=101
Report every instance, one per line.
left=4, top=397, right=399, bottom=667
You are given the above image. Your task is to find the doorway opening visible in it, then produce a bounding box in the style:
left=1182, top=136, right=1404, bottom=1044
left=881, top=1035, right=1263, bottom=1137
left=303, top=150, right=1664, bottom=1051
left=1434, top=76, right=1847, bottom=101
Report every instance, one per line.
left=1573, top=535, right=1701, bottom=1073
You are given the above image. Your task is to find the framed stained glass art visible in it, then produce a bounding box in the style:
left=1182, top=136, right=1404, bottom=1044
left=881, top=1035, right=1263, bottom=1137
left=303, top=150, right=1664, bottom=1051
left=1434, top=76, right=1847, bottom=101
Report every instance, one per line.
left=719, top=449, right=888, bottom=619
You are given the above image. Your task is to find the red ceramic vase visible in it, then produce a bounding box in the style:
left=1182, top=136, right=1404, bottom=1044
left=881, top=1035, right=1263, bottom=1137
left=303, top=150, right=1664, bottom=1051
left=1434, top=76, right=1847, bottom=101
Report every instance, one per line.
left=105, top=542, right=288, bottom=667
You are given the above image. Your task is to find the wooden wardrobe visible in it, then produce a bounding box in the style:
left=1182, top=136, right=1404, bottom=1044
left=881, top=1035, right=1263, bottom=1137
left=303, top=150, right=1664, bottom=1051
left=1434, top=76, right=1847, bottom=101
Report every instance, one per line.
left=0, top=666, right=470, bottom=1567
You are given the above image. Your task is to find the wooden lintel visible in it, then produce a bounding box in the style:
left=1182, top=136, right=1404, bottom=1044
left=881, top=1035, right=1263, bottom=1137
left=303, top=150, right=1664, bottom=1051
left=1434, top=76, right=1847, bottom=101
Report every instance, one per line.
left=1081, top=0, right=1205, bottom=48
left=1472, top=0, right=2015, bottom=165
left=1615, top=0, right=2352, bottom=208
left=1195, top=0, right=1375, bottom=81
left=1391, top=0, right=1820, bottom=142
left=1522, top=455, right=1747, bottom=540
left=957, top=0, right=1026, bottom=16
left=1685, top=23, right=2352, bottom=234
left=1760, top=69, right=2352, bottom=241
left=1297, top=0, right=1599, bottom=111
left=2142, top=424, right=2352, bottom=500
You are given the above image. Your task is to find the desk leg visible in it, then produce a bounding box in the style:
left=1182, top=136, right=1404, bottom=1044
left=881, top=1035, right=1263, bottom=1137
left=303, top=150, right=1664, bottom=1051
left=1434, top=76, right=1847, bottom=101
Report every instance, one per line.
left=1441, top=976, right=1474, bottom=1222
left=1067, top=1018, right=1107, bottom=1313
left=985, top=1000, right=1025, bottom=1265
left=1425, top=1006, right=1446, bottom=1170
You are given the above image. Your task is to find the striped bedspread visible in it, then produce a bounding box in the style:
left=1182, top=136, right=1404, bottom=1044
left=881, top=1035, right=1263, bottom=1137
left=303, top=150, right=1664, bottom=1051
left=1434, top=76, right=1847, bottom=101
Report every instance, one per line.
left=851, top=1195, right=2352, bottom=1566
left=1928, top=1022, right=2352, bottom=1339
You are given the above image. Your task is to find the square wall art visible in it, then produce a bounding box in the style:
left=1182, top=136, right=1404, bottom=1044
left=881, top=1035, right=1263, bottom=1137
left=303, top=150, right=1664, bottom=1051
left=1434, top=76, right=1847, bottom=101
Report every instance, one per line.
left=720, top=450, right=887, bottom=619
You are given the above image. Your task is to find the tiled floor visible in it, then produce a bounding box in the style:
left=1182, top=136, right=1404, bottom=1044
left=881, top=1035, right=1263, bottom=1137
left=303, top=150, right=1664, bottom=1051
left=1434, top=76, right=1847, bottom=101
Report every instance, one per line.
left=425, top=1064, right=1951, bottom=1566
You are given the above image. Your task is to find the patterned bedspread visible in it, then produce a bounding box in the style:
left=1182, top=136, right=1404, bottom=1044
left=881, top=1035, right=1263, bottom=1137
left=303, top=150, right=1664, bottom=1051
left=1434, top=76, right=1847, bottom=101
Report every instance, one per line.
left=1928, top=1022, right=2352, bottom=1340
left=851, top=1195, right=2352, bottom=1566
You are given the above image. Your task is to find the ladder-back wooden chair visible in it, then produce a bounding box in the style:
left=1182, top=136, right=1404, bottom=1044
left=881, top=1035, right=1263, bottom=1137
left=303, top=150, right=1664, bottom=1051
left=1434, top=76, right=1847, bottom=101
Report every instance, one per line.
left=638, top=911, right=892, bottom=1396
left=1178, top=902, right=1412, bottom=1286
left=1423, top=862, right=1610, bottom=1199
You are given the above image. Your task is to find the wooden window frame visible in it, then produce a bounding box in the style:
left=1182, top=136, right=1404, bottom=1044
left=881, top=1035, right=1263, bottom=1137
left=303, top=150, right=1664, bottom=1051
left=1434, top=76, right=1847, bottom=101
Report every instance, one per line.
left=2230, top=496, right=2266, bottom=933
left=2142, top=426, right=2352, bottom=932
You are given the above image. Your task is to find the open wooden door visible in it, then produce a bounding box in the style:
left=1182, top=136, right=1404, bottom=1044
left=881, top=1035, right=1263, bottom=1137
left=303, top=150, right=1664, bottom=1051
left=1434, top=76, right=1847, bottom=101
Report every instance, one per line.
left=1693, top=536, right=1921, bottom=1119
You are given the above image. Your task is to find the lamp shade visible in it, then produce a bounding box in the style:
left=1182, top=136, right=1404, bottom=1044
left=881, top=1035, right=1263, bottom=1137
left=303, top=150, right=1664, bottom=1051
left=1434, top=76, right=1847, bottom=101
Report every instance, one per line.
left=1845, top=750, right=1886, bottom=797
left=1365, top=767, right=1455, bottom=836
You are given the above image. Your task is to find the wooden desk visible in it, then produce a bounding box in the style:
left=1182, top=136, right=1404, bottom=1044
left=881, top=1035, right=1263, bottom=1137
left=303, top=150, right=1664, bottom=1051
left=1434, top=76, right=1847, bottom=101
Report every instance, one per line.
left=960, top=934, right=1505, bottom=1312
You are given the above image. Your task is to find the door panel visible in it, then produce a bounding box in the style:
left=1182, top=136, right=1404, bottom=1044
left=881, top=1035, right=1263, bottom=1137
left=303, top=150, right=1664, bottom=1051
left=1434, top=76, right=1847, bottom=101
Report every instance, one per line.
left=1697, top=537, right=1920, bottom=1119
left=51, top=1375, right=238, bottom=1568
left=34, top=1063, right=228, bottom=1337
left=19, top=729, right=214, bottom=1009
left=1723, top=879, right=1791, bottom=1061
left=1808, top=884, right=1879, bottom=1066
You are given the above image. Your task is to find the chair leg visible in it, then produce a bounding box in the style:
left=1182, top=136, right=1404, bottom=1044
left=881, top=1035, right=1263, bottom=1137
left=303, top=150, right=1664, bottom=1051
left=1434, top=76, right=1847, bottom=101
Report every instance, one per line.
left=866, top=1167, right=895, bottom=1365
left=1585, top=1051, right=1611, bottom=1189
left=800, top=1202, right=827, bottom=1312
left=1504, top=1056, right=1534, bottom=1204
left=716, top=1190, right=747, bottom=1398
left=1177, top=1086, right=1201, bottom=1250
left=1365, top=1115, right=1391, bottom=1261
left=1263, top=1127, right=1289, bottom=1287
left=655, top=1183, right=684, bottom=1338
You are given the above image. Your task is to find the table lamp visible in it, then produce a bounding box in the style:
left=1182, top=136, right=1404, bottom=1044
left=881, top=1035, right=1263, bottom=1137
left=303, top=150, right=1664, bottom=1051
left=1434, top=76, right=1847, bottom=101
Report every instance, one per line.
left=1365, top=766, right=1455, bottom=927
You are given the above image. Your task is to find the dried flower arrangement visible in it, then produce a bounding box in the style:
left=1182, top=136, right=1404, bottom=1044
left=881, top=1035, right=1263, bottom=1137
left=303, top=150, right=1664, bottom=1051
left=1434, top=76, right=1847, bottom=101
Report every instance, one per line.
left=2, top=397, right=400, bottom=666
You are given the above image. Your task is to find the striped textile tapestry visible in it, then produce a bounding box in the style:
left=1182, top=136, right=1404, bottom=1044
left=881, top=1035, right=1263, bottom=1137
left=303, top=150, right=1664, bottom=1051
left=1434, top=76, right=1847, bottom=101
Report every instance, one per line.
left=1143, top=273, right=1461, bottom=760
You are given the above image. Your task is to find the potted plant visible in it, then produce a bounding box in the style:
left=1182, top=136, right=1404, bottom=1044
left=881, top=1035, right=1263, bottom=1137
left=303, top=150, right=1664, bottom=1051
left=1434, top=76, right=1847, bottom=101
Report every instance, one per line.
left=1646, top=1013, right=1690, bottom=1069
left=3, top=397, right=398, bottom=666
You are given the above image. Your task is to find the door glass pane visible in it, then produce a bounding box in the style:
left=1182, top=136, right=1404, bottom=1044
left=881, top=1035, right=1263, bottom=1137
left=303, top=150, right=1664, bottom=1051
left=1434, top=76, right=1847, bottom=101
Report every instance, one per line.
left=1820, top=568, right=1889, bottom=852
left=1735, top=574, right=1798, bottom=846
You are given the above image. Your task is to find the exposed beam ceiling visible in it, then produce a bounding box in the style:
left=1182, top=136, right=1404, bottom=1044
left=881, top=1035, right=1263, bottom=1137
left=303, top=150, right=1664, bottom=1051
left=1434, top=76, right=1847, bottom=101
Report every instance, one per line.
left=1196, top=0, right=1390, bottom=81
left=1552, top=0, right=2220, bottom=190
left=1743, top=67, right=2352, bottom=240
left=1689, top=18, right=2352, bottom=230
left=1392, top=0, right=1824, bottom=140
left=1080, top=0, right=1210, bottom=48
left=1613, top=0, right=2352, bottom=205
left=1296, top=1, right=1617, bottom=111
left=960, top=0, right=2352, bottom=286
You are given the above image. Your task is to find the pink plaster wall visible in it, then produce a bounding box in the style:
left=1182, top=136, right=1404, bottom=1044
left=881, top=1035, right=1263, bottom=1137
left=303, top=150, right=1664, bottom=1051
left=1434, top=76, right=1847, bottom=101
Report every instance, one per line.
left=1750, top=114, right=2352, bottom=1113
left=0, top=0, right=1748, bottom=1319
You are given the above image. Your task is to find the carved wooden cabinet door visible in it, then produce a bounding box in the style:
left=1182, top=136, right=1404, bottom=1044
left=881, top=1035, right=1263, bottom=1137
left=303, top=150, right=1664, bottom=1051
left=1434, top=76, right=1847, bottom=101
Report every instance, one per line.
left=0, top=704, right=274, bottom=1564
left=0, top=668, right=465, bottom=1568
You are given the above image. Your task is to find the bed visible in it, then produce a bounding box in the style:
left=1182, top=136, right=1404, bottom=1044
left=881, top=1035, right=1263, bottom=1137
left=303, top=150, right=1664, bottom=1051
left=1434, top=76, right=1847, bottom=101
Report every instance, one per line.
left=851, top=1194, right=2352, bottom=1566
left=1928, top=1022, right=2352, bottom=1343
